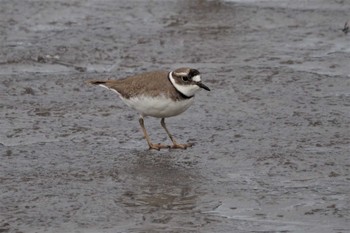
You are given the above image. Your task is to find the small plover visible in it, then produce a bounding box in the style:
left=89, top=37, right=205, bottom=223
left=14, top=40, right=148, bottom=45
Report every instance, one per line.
left=342, top=21, right=349, bottom=34
left=87, top=67, right=210, bottom=150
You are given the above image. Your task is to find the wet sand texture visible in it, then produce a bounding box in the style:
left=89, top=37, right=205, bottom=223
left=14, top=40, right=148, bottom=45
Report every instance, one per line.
left=1, top=0, right=349, bottom=232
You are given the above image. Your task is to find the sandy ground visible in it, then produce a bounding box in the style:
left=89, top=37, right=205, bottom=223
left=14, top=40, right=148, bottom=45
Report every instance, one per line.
left=1, top=0, right=350, bottom=232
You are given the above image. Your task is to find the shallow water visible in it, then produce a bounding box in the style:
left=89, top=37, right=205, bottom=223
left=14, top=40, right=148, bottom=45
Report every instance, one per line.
left=1, top=0, right=350, bottom=232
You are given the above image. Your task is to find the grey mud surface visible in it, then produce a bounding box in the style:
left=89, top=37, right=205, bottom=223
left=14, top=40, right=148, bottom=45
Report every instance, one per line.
left=1, top=0, right=350, bottom=232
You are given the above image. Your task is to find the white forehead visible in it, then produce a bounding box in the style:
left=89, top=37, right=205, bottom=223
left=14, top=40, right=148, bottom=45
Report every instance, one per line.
left=192, top=75, right=201, bottom=82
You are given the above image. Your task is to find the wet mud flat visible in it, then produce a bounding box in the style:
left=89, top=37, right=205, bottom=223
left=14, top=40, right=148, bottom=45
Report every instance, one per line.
left=1, top=0, right=350, bottom=232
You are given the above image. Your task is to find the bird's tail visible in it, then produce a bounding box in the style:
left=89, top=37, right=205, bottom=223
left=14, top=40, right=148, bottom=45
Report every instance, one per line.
left=86, top=80, right=107, bottom=85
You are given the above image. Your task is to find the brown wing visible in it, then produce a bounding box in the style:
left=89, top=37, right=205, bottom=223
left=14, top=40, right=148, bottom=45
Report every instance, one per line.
left=87, top=70, right=178, bottom=99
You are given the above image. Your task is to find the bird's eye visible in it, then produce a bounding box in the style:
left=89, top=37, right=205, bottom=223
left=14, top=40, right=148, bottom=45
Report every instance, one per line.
left=182, top=76, right=189, bottom=82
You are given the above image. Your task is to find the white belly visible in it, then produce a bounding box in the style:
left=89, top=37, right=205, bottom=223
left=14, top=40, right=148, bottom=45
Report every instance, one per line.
left=121, top=95, right=195, bottom=118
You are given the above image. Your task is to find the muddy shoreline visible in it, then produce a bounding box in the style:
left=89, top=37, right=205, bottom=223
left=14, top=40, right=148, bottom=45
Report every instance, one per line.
left=1, top=0, right=349, bottom=232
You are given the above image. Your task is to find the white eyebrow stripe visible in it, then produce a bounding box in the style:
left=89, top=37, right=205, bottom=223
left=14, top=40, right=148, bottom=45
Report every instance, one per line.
left=175, top=72, right=188, bottom=76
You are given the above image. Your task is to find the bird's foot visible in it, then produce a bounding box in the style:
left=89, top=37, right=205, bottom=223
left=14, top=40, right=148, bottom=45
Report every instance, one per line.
left=148, top=143, right=171, bottom=151
left=170, top=142, right=194, bottom=150
left=148, top=142, right=194, bottom=150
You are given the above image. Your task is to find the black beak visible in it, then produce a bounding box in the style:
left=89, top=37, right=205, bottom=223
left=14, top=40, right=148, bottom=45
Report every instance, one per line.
left=196, top=82, right=210, bottom=91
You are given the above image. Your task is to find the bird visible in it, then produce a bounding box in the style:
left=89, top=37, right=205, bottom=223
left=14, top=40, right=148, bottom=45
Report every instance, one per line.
left=87, top=67, right=210, bottom=150
left=342, top=21, right=349, bottom=34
